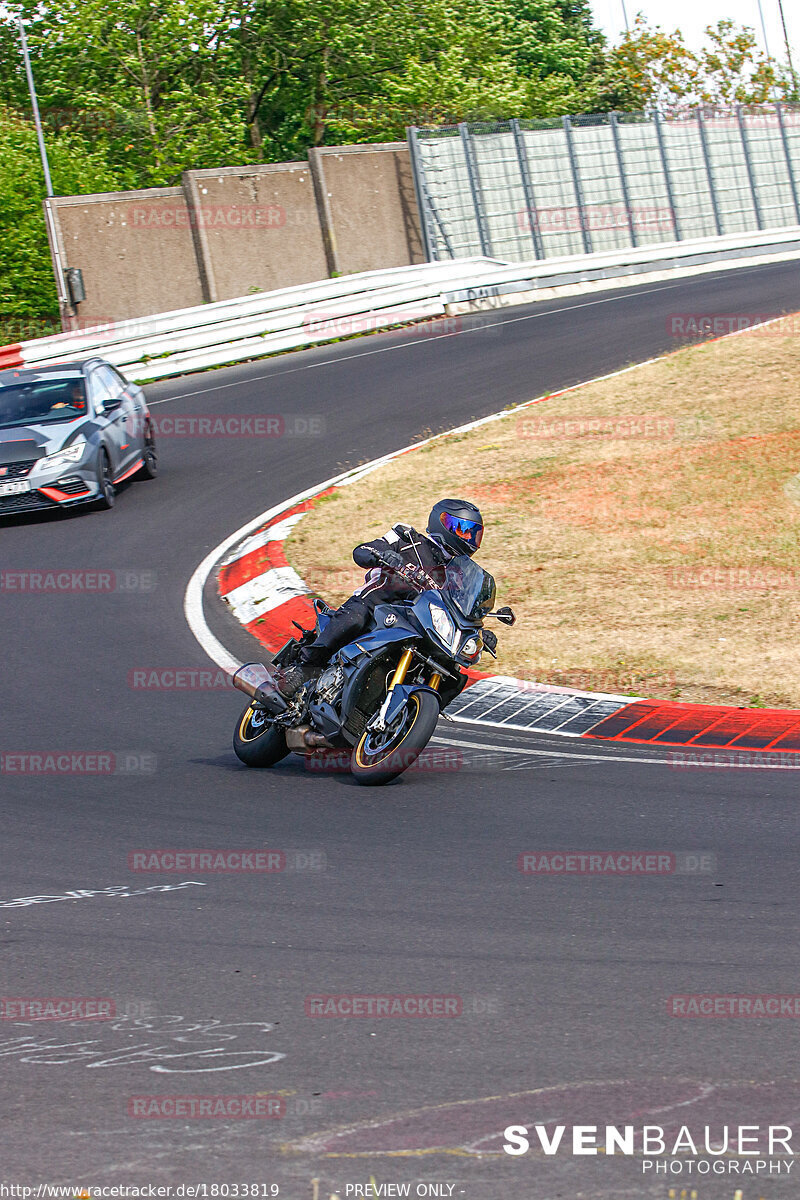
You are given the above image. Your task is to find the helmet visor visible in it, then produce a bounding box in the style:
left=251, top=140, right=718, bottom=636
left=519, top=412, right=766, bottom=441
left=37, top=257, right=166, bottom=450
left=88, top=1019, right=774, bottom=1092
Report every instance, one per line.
left=440, top=512, right=483, bottom=550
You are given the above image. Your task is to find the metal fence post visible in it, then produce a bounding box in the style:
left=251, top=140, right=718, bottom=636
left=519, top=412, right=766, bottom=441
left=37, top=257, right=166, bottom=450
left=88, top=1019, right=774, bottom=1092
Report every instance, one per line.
left=609, top=113, right=637, bottom=248
left=736, top=106, right=763, bottom=230
left=653, top=112, right=681, bottom=241
left=458, top=123, right=493, bottom=258
left=775, top=103, right=800, bottom=224
left=696, top=109, right=723, bottom=236
left=510, top=118, right=544, bottom=259
left=562, top=115, right=592, bottom=254
left=407, top=126, right=437, bottom=260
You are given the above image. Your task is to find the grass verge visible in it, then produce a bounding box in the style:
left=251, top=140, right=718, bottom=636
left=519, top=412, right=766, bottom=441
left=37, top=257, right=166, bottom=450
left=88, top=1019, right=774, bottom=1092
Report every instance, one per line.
left=287, top=321, right=800, bottom=707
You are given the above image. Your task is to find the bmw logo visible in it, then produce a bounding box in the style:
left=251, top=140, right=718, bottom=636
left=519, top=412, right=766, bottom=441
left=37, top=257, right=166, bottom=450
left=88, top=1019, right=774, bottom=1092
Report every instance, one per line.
left=384, top=613, right=398, bottom=626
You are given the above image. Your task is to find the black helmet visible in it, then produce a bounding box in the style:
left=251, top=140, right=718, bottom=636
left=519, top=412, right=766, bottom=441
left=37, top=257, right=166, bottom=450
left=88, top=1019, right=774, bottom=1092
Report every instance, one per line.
left=427, top=498, right=484, bottom=556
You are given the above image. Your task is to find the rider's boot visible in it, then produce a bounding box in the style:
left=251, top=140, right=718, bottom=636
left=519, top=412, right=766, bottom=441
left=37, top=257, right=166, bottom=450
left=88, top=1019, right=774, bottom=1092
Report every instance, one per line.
left=272, top=646, right=327, bottom=699
left=273, top=596, right=371, bottom=699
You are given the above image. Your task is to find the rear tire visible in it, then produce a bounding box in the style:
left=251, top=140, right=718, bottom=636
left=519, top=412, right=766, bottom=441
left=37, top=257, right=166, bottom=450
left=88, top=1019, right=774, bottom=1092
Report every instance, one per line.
left=233, top=704, right=289, bottom=768
left=137, top=431, right=158, bottom=480
left=351, top=690, right=440, bottom=786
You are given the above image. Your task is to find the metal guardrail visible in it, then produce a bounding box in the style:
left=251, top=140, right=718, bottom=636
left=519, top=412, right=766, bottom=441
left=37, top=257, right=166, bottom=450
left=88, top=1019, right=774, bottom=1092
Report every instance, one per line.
left=2, top=226, right=800, bottom=383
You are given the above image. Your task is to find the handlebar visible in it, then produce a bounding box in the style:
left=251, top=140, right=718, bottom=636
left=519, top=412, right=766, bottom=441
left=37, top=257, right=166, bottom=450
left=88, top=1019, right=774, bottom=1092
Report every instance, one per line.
left=375, top=552, right=438, bottom=593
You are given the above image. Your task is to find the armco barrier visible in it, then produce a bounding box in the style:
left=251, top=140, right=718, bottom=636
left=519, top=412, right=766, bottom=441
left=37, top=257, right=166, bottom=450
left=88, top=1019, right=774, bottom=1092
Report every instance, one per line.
left=3, top=226, right=800, bottom=383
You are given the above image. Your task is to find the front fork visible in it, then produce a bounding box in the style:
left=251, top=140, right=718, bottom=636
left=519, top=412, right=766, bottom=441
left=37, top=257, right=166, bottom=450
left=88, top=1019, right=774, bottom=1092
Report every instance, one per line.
left=373, top=649, right=441, bottom=730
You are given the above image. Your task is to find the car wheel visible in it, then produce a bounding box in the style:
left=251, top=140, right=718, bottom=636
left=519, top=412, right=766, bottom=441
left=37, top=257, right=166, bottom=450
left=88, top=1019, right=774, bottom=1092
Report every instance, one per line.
left=95, top=451, right=116, bottom=510
left=137, top=432, right=158, bottom=480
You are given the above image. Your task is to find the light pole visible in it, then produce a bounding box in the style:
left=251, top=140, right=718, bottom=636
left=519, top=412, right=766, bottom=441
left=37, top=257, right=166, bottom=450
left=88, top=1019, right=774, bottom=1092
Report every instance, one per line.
left=754, top=0, right=781, bottom=101
left=621, top=0, right=630, bottom=36
left=776, top=0, right=799, bottom=98
left=17, top=17, right=72, bottom=329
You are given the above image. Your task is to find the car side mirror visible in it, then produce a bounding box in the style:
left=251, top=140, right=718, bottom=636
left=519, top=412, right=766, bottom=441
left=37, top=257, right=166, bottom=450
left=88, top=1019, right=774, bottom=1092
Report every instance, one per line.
left=103, top=397, right=122, bottom=413
left=494, top=606, right=516, bottom=626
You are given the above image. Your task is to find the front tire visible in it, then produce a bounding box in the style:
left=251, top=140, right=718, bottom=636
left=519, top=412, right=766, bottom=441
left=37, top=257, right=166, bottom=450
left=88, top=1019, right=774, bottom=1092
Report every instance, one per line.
left=95, top=451, right=115, bottom=511
left=351, top=690, right=440, bottom=786
left=233, top=704, right=289, bottom=768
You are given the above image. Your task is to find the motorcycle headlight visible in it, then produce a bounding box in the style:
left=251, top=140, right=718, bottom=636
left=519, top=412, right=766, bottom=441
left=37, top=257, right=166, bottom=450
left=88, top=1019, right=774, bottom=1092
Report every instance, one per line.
left=460, top=636, right=481, bottom=661
left=39, top=438, right=87, bottom=472
left=428, top=602, right=456, bottom=649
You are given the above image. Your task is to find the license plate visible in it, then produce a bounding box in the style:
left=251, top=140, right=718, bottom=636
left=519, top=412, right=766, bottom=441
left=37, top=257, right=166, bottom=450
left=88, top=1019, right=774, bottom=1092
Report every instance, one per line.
left=0, top=480, right=31, bottom=496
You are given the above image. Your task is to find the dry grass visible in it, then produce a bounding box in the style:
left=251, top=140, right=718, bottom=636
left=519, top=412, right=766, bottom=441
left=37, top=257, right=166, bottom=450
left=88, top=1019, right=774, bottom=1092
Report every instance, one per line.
left=287, top=324, right=800, bottom=707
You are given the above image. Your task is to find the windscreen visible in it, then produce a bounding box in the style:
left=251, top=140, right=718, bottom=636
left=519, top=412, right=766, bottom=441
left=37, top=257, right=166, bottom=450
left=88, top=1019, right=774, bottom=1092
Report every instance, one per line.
left=443, top=555, right=496, bottom=621
left=0, top=377, right=88, bottom=429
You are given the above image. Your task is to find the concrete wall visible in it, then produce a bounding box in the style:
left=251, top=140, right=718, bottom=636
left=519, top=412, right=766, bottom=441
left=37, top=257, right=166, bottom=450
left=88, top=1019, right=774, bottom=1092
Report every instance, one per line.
left=182, top=163, right=329, bottom=303
left=50, top=188, right=204, bottom=325
left=46, top=143, right=425, bottom=329
left=311, top=144, right=425, bottom=274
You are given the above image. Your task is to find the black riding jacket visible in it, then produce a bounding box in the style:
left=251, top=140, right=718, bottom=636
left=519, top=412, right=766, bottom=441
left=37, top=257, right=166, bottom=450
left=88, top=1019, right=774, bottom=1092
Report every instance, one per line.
left=352, top=524, right=455, bottom=607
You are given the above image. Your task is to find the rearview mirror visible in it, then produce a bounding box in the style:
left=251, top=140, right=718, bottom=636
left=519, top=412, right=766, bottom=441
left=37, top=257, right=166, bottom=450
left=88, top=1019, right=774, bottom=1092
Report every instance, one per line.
left=103, top=397, right=122, bottom=413
left=494, top=606, right=516, bottom=626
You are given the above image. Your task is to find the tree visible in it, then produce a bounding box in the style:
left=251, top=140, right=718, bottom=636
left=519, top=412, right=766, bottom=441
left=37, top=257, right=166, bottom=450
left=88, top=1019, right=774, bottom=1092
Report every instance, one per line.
left=0, top=107, right=121, bottom=330
left=604, top=15, right=776, bottom=111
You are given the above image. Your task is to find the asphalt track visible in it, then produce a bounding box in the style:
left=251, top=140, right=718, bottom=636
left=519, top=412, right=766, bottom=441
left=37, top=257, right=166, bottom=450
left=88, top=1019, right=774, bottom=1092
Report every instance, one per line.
left=3, top=262, right=800, bottom=1198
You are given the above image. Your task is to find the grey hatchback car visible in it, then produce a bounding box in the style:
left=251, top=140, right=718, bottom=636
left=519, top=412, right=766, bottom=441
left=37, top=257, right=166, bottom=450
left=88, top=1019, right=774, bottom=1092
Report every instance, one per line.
left=0, top=358, right=157, bottom=516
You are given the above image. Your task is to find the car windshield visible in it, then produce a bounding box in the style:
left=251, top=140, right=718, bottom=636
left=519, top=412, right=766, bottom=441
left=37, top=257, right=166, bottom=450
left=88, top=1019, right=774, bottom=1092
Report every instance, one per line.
left=0, top=377, right=88, bottom=429
left=442, top=555, right=496, bottom=622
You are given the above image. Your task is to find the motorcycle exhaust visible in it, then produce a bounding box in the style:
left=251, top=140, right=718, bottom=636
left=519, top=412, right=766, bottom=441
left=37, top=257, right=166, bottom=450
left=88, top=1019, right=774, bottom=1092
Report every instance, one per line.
left=232, top=662, right=288, bottom=715
left=285, top=726, right=335, bottom=753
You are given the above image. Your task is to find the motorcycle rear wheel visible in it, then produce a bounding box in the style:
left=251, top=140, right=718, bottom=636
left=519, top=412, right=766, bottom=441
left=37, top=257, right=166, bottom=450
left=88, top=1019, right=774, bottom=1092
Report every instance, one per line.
left=351, top=690, right=440, bottom=786
left=233, top=704, right=290, bottom=768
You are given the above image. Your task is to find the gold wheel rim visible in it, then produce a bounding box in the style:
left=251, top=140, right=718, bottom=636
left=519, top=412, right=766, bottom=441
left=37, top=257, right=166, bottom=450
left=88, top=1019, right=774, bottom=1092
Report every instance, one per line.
left=238, top=706, right=269, bottom=743
left=354, top=694, right=421, bottom=769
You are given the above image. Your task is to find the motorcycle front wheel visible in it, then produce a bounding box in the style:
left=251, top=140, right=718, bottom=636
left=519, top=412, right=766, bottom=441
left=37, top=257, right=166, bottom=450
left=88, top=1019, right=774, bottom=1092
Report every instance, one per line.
left=233, top=704, right=290, bottom=768
left=350, top=690, right=440, bottom=786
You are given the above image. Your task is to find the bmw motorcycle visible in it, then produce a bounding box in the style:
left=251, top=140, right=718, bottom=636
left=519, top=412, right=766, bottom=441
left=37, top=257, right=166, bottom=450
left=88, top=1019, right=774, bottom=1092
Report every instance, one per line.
left=231, top=553, right=515, bottom=785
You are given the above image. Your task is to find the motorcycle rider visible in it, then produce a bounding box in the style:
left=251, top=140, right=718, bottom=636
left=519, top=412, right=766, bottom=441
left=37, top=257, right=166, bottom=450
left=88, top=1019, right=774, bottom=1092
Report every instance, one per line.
left=274, top=498, right=489, bottom=698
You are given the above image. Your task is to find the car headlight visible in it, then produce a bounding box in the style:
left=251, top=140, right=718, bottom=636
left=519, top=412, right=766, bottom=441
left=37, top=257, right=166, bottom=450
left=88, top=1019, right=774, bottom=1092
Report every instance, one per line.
left=460, top=636, right=481, bottom=661
left=428, top=602, right=456, bottom=649
left=40, top=439, right=87, bottom=472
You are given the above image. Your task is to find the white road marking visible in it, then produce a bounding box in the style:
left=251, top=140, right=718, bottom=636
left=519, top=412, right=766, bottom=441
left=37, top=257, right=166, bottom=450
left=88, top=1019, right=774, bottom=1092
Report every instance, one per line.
left=432, top=735, right=800, bottom=770
left=150, top=269, right=778, bottom=403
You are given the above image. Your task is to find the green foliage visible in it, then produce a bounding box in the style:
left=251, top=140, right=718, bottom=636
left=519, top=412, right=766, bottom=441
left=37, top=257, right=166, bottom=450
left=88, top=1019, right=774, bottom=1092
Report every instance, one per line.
left=605, top=16, right=778, bottom=109
left=0, top=0, right=794, bottom=326
left=0, top=107, right=122, bottom=326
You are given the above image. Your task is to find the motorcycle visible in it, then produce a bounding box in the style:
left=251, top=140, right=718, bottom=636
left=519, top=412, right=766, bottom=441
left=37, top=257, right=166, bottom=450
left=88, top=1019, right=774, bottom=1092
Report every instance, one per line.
left=231, top=552, right=515, bottom=786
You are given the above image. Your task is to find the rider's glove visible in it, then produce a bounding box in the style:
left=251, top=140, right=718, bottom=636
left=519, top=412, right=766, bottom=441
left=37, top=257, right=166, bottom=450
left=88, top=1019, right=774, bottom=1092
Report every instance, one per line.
left=482, top=628, right=498, bottom=653
left=379, top=548, right=405, bottom=572
left=400, top=563, right=433, bottom=589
